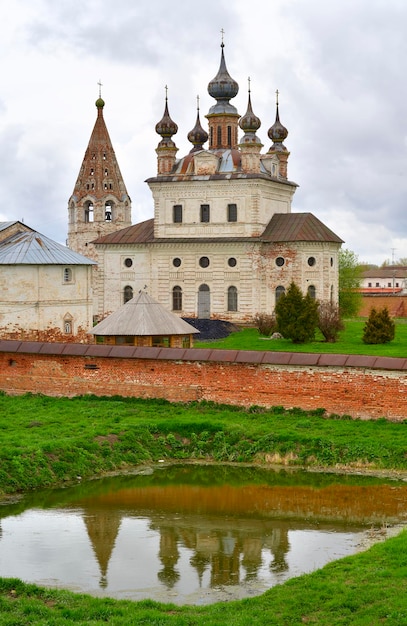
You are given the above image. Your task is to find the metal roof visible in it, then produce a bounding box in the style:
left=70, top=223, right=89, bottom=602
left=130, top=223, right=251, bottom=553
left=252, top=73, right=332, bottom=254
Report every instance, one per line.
left=261, top=212, right=343, bottom=243
left=0, top=229, right=96, bottom=265
left=91, top=291, right=200, bottom=336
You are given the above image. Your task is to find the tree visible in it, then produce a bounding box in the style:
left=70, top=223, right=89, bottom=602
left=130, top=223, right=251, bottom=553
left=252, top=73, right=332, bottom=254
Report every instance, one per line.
left=362, top=307, right=395, bottom=344
left=338, top=248, right=363, bottom=318
left=317, top=301, right=344, bottom=343
left=275, top=282, right=319, bottom=343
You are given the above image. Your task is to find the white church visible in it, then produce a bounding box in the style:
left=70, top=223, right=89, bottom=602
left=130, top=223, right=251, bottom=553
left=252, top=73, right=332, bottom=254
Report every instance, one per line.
left=67, top=42, right=343, bottom=325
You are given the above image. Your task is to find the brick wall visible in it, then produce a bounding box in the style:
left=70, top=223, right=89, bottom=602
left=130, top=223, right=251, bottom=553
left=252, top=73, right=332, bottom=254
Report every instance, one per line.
left=1, top=340, right=407, bottom=421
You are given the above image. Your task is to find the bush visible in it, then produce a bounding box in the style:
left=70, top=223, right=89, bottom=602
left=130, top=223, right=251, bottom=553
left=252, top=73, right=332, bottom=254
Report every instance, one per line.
left=254, top=313, right=277, bottom=336
left=318, top=301, right=344, bottom=343
left=362, top=307, right=395, bottom=344
left=275, top=282, right=319, bottom=343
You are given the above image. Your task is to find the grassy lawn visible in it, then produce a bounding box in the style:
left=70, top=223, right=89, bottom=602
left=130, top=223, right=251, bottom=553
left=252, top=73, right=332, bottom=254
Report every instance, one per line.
left=1, top=393, right=407, bottom=624
left=197, top=318, right=407, bottom=357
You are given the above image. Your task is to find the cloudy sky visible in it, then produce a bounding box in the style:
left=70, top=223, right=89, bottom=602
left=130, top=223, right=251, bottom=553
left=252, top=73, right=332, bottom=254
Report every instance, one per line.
left=1, top=0, right=406, bottom=265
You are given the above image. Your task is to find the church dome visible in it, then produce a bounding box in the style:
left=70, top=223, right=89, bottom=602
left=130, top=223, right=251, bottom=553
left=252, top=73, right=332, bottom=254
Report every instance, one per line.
left=187, top=101, right=209, bottom=152
left=268, top=96, right=288, bottom=147
left=155, top=94, right=178, bottom=139
left=95, top=97, right=105, bottom=109
left=239, top=87, right=261, bottom=135
left=207, top=43, right=239, bottom=115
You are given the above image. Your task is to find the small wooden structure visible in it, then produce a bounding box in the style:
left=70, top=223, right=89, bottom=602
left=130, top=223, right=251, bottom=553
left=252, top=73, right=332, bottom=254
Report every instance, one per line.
left=90, top=291, right=199, bottom=348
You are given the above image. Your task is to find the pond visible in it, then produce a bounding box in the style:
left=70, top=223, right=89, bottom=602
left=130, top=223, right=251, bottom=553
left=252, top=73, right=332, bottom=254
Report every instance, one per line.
left=0, top=464, right=406, bottom=605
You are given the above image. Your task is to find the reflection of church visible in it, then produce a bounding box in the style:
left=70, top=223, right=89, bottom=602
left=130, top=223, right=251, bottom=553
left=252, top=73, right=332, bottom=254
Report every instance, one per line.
left=67, top=40, right=342, bottom=322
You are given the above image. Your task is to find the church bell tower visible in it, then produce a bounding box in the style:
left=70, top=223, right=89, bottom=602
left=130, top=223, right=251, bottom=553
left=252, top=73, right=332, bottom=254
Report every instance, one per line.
left=67, top=88, right=132, bottom=261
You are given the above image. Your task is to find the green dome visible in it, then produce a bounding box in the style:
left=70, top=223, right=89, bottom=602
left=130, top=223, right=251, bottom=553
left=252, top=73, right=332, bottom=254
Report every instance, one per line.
left=95, top=97, right=105, bottom=108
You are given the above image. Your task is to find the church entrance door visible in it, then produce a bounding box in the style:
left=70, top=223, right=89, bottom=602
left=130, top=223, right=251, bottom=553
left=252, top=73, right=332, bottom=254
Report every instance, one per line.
left=198, top=284, right=210, bottom=319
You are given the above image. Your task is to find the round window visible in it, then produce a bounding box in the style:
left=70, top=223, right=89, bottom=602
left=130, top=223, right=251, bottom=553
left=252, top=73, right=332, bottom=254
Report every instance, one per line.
left=275, top=256, right=285, bottom=267
left=173, top=257, right=181, bottom=268
left=228, top=257, right=237, bottom=267
left=124, top=258, right=133, bottom=268
left=308, top=256, right=316, bottom=267
left=199, top=256, right=210, bottom=268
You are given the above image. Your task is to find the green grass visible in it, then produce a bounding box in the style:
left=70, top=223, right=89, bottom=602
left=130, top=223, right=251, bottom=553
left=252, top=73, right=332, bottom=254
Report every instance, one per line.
left=2, top=392, right=407, bottom=624
left=197, top=318, right=407, bottom=357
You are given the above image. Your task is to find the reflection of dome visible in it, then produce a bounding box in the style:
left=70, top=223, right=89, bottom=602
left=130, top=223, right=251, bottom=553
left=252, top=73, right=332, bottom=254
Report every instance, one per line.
left=207, top=43, right=239, bottom=115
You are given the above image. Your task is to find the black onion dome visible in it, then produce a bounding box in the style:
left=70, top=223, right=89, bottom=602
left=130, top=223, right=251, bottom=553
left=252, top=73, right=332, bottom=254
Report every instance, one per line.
left=239, top=91, right=261, bottom=133
left=187, top=106, right=209, bottom=152
left=207, top=43, right=239, bottom=114
left=155, top=97, right=178, bottom=139
left=268, top=103, right=288, bottom=146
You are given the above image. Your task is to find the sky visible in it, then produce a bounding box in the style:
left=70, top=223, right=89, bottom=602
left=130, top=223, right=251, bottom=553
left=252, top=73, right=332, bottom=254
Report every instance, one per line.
left=1, top=0, right=406, bottom=265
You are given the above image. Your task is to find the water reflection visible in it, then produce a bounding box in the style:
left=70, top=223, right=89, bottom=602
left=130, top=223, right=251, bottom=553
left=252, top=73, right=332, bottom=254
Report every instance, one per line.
left=0, top=465, right=406, bottom=604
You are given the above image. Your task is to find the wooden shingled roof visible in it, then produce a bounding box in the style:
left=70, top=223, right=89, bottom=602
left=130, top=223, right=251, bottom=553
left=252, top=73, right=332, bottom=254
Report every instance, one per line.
left=90, top=291, right=199, bottom=337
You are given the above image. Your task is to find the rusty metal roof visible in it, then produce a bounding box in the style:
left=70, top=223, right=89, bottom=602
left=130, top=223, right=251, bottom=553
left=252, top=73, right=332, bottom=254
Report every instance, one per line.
left=92, top=213, right=343, bottom=247
left=0, top=229, right=96, bottom=265
left=91, top=290, right=199, bottom=336
left=261, top=212, right=343, bottom=243
left=92, top=219, right=155, bottom=244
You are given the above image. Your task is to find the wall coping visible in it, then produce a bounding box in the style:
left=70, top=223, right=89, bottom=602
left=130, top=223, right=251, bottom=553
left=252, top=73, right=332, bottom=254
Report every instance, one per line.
left=0, top=339, right=406, bottom=372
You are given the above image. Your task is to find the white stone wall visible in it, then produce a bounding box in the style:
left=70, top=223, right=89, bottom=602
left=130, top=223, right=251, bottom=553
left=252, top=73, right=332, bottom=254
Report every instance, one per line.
left=0, top=264, right=94, bottom=339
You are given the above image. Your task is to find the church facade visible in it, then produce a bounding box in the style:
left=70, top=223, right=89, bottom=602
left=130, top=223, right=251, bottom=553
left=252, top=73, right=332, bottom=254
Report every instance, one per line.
left=68, top=43, right=343, bottom=323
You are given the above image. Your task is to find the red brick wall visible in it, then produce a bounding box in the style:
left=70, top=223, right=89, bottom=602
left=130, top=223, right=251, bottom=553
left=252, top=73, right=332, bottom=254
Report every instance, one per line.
left=1, top=341, right=407, bottom=421
left=359, top=296, right=407, bottom=317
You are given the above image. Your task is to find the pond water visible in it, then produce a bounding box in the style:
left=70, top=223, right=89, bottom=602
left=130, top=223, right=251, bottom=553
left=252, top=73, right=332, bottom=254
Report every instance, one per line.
left=0, top=464, right=407, bottom=605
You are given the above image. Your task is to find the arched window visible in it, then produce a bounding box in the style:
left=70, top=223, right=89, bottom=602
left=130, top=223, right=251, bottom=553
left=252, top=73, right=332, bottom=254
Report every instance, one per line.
left=105, top=201, right=113, bottom=221
left=275, top=285, right=286, bottom=302
left=63, top=267, right=73, bottom=283
left=217, top=126, right=222, bottom=147
left=307, top=285, right=316, bottom=299
left=63, top=314, right=73, bottom=335
left=227, top=125, right=232, bottom=147
left=172, top=286, right=182, bottom=311
left=227, top=286, right=238, bottom=311
left=84, top=201, right=94, bottom=223
left=123, top=285, right=133, bottom=304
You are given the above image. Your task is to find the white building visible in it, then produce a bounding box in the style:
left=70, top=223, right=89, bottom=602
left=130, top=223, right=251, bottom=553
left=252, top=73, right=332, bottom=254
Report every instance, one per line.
left=68, top=43, right=343, bottom=323
left=0, top=221, right=95, bottom=341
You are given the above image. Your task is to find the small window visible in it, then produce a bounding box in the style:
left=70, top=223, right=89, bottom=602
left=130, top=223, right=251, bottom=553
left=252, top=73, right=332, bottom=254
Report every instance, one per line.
left=307, top=285, right=316, bottom=299
left=388, top=282, right=391, bottom=288
left=123, top=285, right=133, bottom=304
left=124, top=258, right=133, bottom=268
left=368, top=282, right=372, bottom=287
left=227, top=125, right=232, bottom=147
left=172, top=286, right=182, bottom=311
left=173, top=257, right=181, bottom=268
left=228, top=257, right=237, bottom=268
left=275, top=285, right=285, bottom=302
left=200, top=204, right=210, bottom=223
left=173, top=205, right=183, bottom=223
left=376, top=283, right=380, bottom=287
left=227, top=204, right=237, bottom=222
left=307, top=257, right=316, bottom=267
left=330, top=257, right=334, bottom=267
left=152, top=336, right=170, bottom=347
left=199, top=256, right=210, bottom=268
left=84, top=202, right=94, bottom=223
left=63, top=268, right=73, bottom=283
left=227, top=286, right=238, bottom=311
left=64, top=320, right=72, bottom=334
left=396, top=282, right=399, bottom=287
left=217, top=126, right=222, bottom=147
left=275, top=257, right=285, bottom=267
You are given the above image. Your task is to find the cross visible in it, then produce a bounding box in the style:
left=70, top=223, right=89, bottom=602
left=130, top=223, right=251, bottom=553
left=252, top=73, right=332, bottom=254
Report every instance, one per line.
left=221, top=28, right=225, bottom=44
left=276, top=89, right=279, bottom=106
left=197, top=94, right=200, bottom=111
left=248, top=76, right=251, bottom=93
left=165, top=84, right=168, bottom=100
left=97, top=79, right=103, bottom=98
